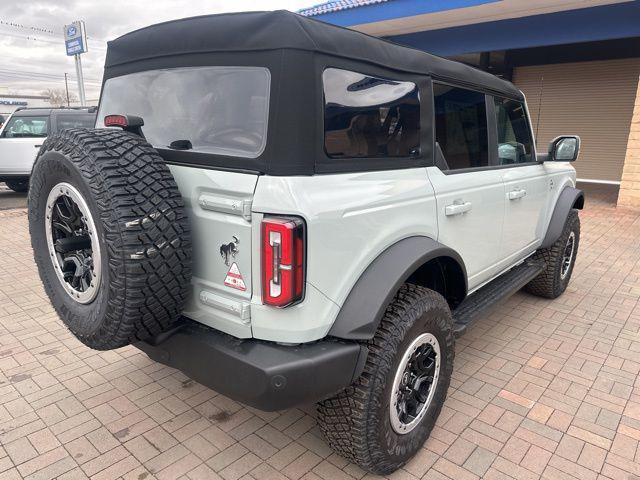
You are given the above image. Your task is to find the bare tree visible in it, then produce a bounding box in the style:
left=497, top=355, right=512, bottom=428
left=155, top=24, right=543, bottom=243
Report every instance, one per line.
left=41, top=88, right=78, bottom=107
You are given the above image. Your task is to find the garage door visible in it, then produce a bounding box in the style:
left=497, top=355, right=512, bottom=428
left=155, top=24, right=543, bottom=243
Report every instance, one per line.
left=514, top=58, right=640, bottom=183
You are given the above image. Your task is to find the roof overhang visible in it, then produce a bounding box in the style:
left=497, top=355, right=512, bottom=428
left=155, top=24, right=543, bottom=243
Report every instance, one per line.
left=304, top=0, right=634, bottom=36
left=386, top=1, right=640, bottom=56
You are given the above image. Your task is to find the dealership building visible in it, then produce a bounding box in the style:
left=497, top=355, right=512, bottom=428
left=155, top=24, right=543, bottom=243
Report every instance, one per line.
left=300, top=0, right=640, bottom=207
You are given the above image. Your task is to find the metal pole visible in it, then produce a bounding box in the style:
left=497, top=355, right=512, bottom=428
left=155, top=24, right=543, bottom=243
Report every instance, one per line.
left=74, top=54, right=86, bottom=106
left=64, top=73, right=70, bottom=106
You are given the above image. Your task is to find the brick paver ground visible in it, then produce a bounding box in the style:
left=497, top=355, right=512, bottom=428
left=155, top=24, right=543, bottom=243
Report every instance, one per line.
left=0, top=183, right=27, bottom=211
left=0, top=184, right=639, bottom=480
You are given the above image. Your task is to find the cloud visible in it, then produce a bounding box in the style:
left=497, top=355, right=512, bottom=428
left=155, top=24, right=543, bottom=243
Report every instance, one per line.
left=0, top=0, right=315, bottom=101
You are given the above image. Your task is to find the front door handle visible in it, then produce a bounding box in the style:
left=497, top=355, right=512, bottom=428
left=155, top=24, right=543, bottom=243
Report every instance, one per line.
left=445, top=201, right=472, bottom=216
left=34, top=144, right=42, bottom=148
left=508, top=188, right=527, bottom=200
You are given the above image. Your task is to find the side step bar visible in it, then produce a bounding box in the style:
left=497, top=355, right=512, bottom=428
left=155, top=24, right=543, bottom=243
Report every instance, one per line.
left=452, top=259, right=546, bottom=337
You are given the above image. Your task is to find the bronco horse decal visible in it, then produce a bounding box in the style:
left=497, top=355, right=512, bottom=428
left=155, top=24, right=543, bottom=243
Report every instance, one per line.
left=220, top=236, right=240, bottom=266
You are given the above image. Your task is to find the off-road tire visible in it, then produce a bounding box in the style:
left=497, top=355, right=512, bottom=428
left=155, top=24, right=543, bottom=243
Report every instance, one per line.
left=525, top=209, right=580, bottom=299
left=317, top=284, right=454, bottom=475
left=6, top=179, right=29, bottom=193
left=28, top=128, right=191, bottom=350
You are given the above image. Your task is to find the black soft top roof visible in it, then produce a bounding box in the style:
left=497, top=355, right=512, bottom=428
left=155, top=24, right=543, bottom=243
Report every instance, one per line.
left=105, top=10, right=522, bottom=100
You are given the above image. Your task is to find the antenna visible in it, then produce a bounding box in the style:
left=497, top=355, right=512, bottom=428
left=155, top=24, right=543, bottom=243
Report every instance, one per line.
left=534, top=75, right=544, bottom=142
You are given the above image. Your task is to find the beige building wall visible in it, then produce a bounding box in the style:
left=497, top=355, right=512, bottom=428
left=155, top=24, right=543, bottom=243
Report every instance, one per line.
left=514, top=58, right=640, bottom=184
left=618, top=78, right=640, bottom=208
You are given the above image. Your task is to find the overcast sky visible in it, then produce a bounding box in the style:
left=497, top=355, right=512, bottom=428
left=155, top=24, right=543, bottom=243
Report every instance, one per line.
left=0, top=0, right=316, bottom=102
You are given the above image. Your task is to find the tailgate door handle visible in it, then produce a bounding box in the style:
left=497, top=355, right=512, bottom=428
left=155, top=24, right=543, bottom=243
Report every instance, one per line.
left=508, top=188, right=527, bottom=200
left=445, top=201, right=472, bottom=216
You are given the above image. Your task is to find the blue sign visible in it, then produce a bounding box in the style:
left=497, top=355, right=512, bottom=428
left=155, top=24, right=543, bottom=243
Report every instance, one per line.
left=66, top=37, right=85, bottom=55
left=64, top=21, right=87, bottom=56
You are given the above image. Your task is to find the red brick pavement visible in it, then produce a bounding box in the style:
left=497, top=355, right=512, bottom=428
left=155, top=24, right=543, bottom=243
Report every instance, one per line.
left=0, top=184, right=638, bottom=479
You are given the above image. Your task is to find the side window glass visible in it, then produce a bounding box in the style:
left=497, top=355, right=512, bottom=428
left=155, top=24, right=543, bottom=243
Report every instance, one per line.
left=56, top=115, right=96, bottom=131
left=433, top=84, right=488, bottom=170
left=1, top=116, right=48, bottom=138
left=494, top=97, right=534, bottom=164
left=323, top=68, right=420, bottom=158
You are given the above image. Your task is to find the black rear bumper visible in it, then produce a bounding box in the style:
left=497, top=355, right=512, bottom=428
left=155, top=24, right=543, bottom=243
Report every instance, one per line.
left=135, top=320, right=368, bottom=411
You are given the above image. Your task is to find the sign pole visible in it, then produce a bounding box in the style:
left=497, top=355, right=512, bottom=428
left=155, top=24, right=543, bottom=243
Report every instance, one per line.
left=64, top=20, right=88, bottom=107
left=64, top=73, right=70, bottom=107
left=74, top=54, right=86, bottom=106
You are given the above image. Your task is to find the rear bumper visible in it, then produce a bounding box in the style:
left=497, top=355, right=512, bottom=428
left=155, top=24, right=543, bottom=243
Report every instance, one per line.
left=135, top=320, right=368, bottom=411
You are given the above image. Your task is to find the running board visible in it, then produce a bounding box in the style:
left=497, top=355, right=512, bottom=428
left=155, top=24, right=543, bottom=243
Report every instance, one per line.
left=452, top=259, right=545, bottom=337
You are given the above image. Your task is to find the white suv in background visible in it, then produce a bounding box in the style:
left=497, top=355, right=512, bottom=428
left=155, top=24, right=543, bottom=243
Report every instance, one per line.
left=0, top=107, right=96, bottom=192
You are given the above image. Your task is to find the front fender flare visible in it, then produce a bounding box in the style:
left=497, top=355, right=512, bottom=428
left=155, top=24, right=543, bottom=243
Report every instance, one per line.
left=541, top=186, right=584, bottom=248
left=328, top=236, right=467, bottom=340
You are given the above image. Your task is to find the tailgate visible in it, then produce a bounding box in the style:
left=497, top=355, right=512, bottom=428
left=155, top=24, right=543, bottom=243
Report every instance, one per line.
left=169, top=165, right=258, bottom=338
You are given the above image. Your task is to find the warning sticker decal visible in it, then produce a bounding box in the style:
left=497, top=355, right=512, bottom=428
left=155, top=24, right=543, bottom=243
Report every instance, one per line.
left=224, top=262, right=247, bottom=291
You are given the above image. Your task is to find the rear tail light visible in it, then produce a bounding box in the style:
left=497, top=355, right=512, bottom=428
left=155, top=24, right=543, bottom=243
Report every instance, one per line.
left=261, top=216, right=305, bottom=307
left=104, top=114, right=128, bottom=127
left=103, top=114, right=144, bottom=135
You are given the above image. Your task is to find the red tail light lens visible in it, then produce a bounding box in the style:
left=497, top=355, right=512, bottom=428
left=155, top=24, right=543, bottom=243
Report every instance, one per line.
left=261, top=216, right=305, bottom=307
left=104, top=114, right=128, bottom=127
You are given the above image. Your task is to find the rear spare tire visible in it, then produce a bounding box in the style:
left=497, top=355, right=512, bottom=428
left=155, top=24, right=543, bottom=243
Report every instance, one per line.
left=28, top=128, right=191, bottom=350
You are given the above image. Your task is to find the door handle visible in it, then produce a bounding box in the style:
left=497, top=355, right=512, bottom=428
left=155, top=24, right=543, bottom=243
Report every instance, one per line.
left=445, top=201, right=472, bottom=216
left=34, top=144, right=42, bottom=148
left=508, top=189, right=527, bottom=200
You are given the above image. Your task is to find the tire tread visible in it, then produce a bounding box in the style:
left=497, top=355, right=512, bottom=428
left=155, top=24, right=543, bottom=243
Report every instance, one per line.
left=317, top=284, right=454, bottom=474
left=29, top=128, right=191, bottom=350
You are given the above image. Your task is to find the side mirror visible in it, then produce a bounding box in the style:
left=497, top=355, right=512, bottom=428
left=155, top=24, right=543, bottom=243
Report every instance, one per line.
left=549, top=135, right=580, bottom=162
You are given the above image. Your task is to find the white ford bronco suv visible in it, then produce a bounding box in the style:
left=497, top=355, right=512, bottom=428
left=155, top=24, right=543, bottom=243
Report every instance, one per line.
left=0, top=107, right=96, bottom=192
left=27, top=11, right=584, bottom=474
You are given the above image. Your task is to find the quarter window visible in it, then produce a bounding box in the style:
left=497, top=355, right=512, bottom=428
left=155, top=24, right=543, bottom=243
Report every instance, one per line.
left=494, top=97, right=534, bottom=164
left=323, top=68, right=420, bottom=158
left=433, top=84, right=488, bottom=171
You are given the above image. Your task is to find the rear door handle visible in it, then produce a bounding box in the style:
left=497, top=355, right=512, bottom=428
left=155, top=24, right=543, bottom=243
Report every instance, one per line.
left=445, top=201, right=472, bottom=216
left=34, top=144, right=42, bottom=148
left=508, top=188, right=527, bottom=200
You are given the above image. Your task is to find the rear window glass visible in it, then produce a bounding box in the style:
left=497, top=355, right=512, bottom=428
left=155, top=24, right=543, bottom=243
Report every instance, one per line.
left=96, top=66, right=270, bottom=158
left=323, top=68, right=420, bottom=159
left=1, top=116, right=48, bottom=138
left=56, top=114, right=96, bottom=131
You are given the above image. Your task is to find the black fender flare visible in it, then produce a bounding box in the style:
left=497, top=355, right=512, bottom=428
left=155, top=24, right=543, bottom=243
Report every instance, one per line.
left=328, top=236, right=467, bottom=340
left=541, top=186, right=584, bottom=248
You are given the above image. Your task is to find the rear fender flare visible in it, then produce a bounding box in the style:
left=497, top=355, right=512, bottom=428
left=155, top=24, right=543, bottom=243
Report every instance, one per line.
left=328, top=236, right=467, bottom=340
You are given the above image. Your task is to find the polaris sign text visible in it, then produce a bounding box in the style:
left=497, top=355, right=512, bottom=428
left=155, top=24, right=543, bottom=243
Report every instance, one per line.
left=0, top=100, right=28, bottom=107
left=64, top=21, right=88, bottom=56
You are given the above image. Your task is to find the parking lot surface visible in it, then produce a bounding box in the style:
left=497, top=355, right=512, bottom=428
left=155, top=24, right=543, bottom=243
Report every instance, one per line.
left=0, top=183, right=27, bottom=211
left=0, top=184, right=638, bottom=480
